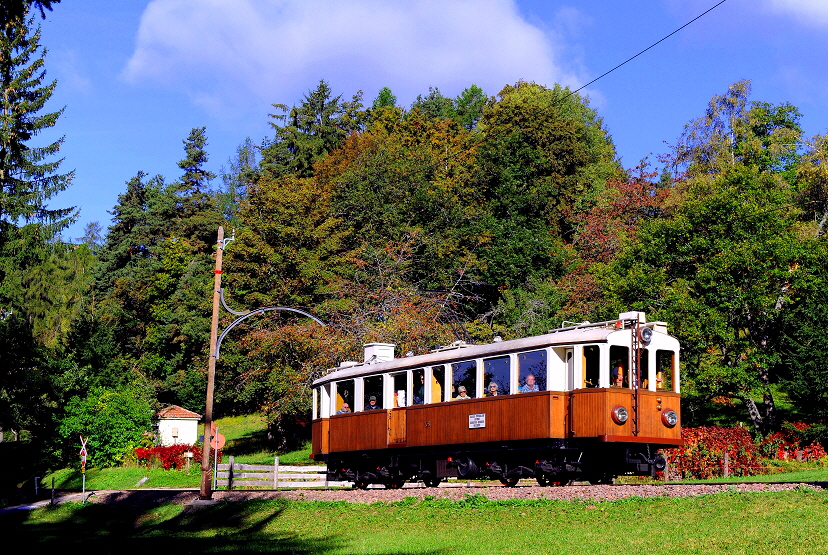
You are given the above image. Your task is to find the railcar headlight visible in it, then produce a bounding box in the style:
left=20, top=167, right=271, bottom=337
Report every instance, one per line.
left=662, top=409, right=678, bottom=428
left=611, top=405, right=629, bottom=425
left=639, top=326, right=653, bottom=345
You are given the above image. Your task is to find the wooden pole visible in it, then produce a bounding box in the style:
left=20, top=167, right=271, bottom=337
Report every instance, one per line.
left=200, top=226, right=225, bottom=500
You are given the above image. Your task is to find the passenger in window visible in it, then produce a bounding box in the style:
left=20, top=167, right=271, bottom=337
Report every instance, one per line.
left=364, top=396, right=381, bottom=410
left=336, top=403, right=351, bottom=414
left=414, top=374, right=425, bottom=405
left=611, top=363, right=624, bottom=388
left=455, top=386, right=472, bottom=400
left=520, top=374, right=539, bottom=393
left=486, top=382, right=499, bottom=397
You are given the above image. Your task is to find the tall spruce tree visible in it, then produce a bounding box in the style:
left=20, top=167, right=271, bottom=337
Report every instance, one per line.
left=0, top=5, right=73, bottom=442
left=0, top=8, right=73, bottom=241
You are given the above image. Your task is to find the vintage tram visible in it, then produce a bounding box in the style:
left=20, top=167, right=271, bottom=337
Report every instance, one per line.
left=311, top=312, right=681, bottom=488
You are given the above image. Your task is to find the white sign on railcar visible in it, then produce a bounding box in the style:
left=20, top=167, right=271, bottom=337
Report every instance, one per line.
left=469, top=414, right=486, bottom=429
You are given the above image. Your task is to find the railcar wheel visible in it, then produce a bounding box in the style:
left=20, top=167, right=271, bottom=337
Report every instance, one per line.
left=588, top=474, right=615, bottom=485
left=423, top=477, right=442, bottom=488
left=536, top=476, right=548, bottom=487
left=500, top=478, right=519, bottom=487
left=354, top=480, right=370, bottom=490
left=386, top=478, right=406, bottom=489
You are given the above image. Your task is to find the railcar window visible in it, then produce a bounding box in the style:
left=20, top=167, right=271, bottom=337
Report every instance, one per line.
left=431, top=366, right=446, bottom=403
left=451, top=360, right=476, bottom=399
left=484, top=356, right=510, bottom=396
left=392, top=372, right=407, bottom=407
left=413, top=368, right=425, bottom=405
left=640, top=349, right=649, bottom=388
left=609, top=346, right=629, bottom=388
left=584, top=346, right=600, bottom=388
left=363, top=376, right=384, bottom=410
left=314, top=387, right=321, bottom=419
left=519, top=350, right=547, bottom=392
left=335, top=379, right=354, bottom=413
left=656, top=350, right=674, bottom=391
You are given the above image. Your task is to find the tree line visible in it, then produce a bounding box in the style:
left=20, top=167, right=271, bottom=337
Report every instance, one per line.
left=3, top=5, right=828, bottom=467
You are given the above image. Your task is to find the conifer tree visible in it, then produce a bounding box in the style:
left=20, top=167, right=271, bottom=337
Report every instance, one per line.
left=0, top=7, right=74, bottom=244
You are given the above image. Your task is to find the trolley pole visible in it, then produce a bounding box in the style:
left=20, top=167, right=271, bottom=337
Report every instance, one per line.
left=200, top=226, right=225, bottom=500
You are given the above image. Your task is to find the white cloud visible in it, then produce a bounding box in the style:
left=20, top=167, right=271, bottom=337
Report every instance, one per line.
left=122, top=0, right=577, bottom=113
left=764, top=0, right=828, bottom=27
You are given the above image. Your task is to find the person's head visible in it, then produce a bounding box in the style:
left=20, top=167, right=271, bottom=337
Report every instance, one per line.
left=420, top=374, right=425, bottom=383
left=526, top=374, right=536, bottom=386
left=488, top=382, right=498, bottom=394
left=369, top=395, right=377, bottom=405
left=458, top=385, right=468, bottom=397
left=342, top=403, right=349, bottom=411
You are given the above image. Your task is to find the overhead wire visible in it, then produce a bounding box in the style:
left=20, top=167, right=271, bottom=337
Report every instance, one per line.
left=394, top=0, right=730, bottom=181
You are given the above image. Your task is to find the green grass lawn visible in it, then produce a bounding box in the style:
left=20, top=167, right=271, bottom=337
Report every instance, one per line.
left=4, top=490, right=827, bottom=554
left=40, top=413, right=316, bottom=491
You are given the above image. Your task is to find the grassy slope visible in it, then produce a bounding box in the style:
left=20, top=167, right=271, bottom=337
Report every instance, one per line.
left=4, top=491, right=828, bottom=554
left=41, top=413, right=315, bottom=490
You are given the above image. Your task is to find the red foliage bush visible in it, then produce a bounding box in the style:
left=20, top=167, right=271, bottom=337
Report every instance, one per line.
left=134, top=445, right=222, bottom=470
left=664, top=426, right=762, bottom=479
left=664, top=423, right=827, bottom=479
left=757, top=422, right=827, bottom=461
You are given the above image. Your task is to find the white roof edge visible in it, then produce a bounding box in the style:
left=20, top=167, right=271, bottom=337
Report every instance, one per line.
left=313, top=327, right=621, bottom=386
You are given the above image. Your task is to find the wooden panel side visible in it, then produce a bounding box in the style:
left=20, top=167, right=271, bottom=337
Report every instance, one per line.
left=570, top=389, right=633, bottom=438
left=388, top=409, right=407, bottom=446
left=311, top=419, right=329, bottom=455
left=328, top=410, right=388, bottom=452
left=548, top=392, right=568, bottom=438
left=405, top=392, right=555, bottom=447
left=637, top=391, right=682, bottom=441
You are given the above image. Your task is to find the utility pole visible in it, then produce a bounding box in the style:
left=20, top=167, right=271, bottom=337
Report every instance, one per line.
left=200, top=226, right=225, bottom=499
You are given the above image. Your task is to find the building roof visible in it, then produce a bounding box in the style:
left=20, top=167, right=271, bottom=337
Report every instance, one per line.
left=156, top=405, right=201, bottom=420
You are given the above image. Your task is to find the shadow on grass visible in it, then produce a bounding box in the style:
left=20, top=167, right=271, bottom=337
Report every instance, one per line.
left=224, top=429, right=275, bottom=457
left=1, top=493, right=445, bottom=554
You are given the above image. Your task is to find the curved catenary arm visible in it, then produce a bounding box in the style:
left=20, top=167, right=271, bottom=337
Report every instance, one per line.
left=215, top=306, right=327, bottom=360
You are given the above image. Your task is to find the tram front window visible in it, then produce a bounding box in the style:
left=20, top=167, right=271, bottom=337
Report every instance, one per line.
left=656, top=350, right=674, bottom=391
left=584, top=346, right=600, bottom=388
left=484, top=356, right=510, bottom=396
left=609, top=346, right=629, bottom=388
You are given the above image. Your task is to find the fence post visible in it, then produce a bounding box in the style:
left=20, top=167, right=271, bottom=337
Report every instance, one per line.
left=274, top=457, right=279, bottom=489
left=723, top=452, right=730, bottom=478
left=228, top=455, right=235, bottom=490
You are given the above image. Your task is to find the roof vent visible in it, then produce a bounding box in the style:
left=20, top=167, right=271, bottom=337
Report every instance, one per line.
left=363, top=343, right=395, bottom=363
left=618, top=311, right=646, bottom=324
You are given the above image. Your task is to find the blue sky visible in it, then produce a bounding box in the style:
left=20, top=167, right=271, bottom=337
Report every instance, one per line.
left=35, top=0, right=828, bottom=240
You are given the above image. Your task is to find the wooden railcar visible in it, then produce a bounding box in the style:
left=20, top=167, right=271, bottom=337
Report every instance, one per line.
left=311, top=312, right=681, bottom=488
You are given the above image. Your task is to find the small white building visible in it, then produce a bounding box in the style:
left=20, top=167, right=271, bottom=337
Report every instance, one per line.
left=156, top=405, right=201, bottom=446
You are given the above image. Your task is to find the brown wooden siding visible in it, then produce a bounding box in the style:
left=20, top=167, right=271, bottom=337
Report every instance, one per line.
left=320, top=390, right=681, bottom=455
left=388, top=409, right=407, bottom=446
left=311, top=419, right=329, bottom=456
left=404, top=392, right=567, bottom=447
left=637, top=391, right=682, bottom=441
left=570, top=389, right=633, bottom=438
left=329, top=410, right=388, bottom=452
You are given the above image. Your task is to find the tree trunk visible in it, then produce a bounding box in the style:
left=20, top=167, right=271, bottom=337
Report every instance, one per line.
left=763, top=392, right=776, bottom=431
left=742, top=397, right=765, bottom=434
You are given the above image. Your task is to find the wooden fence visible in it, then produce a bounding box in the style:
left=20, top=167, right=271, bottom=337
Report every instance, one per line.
left=215, top=456, right=352, bottom=489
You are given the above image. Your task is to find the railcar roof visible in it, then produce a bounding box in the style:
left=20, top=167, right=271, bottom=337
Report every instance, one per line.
left=314, top=326, right=626, bottom=386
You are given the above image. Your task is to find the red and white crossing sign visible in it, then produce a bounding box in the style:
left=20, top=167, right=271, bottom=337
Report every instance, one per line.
left=79, top=434, right=89, bottom=472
